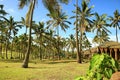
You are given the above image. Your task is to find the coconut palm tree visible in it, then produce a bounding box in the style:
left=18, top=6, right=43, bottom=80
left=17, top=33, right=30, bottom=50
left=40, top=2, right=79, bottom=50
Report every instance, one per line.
left=0, top=4, right=7, bottom=58
left=0, top=5, right=7, bottom=16
left=33, top=22, right=49, bottom=60
left=92, top=13, right=111, bottom=36
left=92, top=31, right=110, bottom=45
left=1, top=16, right=22, bottom=59
left=47, top=11, right=71, bottom=60
left=18, top=0, right=36, bottom=68
left=71, top=0, right=94, bottom=63
left=92, top=13, right=111, bottom=44
left=0, top=22, right=6, bottom=58
left=109, top=10, right=120, bottom=42
left=75, top=0, right=80, bottom=63
left=82, top=33, right=91, bottom=54
left=18, top=0, right=69, bottom=68
left=67, top=34, right=76, bottom=54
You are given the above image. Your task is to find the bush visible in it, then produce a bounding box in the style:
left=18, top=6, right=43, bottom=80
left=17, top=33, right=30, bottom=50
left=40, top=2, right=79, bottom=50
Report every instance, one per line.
left=75, top=53, right=119, bottom=80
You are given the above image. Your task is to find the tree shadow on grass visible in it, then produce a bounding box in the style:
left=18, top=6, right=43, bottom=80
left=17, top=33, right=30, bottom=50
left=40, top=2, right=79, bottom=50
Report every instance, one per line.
left=45, top=60, right=76, bottom=64
left=0, top=59, right=23, bottom=63
left=28, top=66, right=55, bottom=69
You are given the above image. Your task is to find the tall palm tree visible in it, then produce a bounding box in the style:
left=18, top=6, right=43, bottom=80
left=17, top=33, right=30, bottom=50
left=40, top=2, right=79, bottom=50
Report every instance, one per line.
left=109, top=10, right=120, bottom=42
left=75, top=0, right=81, bottom=63
left=18, top=0, right=69, bottom=68
left=18, top=0, right=36, bottom=68
left=72, top=0, right=93, bottom=63
left=47, top=11, right=71, bottom=60
left=0, top=21, right=6, bottom=58
left=0, top=4, right=7, bottom=58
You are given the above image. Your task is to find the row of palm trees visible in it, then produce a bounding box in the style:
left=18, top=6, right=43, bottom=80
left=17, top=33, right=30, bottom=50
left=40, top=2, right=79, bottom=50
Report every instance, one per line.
left=0, top=0, right=120, bottom=68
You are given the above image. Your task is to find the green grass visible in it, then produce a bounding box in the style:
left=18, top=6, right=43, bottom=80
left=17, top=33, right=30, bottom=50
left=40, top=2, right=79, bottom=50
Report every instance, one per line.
left=0, top=60, right=89, bottom=80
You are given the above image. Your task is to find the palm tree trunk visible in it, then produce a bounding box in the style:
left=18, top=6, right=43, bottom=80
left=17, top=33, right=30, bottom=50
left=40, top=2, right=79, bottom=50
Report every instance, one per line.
left=39, top=44, right=42, bottom=60
left=0, top=44, right=1, bottom=58
left=57, top=26, right=60, bottom=60
left=116, top=26, right=118, bottom=42
left=10, top=42, right=13, bottom=59
left=5, top=33, right=8, bottom=59
left=76, top=0, right=81, bottom=63
left=22, top=23, right=32, bottom=68
left=79, top=30, right=82, bottom=63
left=22, top=0, right=36, bottom=68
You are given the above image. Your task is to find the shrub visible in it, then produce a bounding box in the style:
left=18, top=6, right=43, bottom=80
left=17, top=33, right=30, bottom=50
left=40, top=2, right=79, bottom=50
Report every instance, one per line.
left=75, top=53, right=119, bottom=80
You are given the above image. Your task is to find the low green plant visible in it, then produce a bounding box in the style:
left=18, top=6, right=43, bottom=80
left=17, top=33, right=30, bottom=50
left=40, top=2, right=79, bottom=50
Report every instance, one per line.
left=75, top=53, right=119, bottom=80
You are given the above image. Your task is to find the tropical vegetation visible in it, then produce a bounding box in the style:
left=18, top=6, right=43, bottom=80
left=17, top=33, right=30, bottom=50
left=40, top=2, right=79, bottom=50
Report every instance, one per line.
left=0, top=0, right=120, bottom=79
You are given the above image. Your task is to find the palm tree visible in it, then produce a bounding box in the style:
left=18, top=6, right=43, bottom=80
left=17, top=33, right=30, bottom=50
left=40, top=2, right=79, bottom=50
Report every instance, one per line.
left=92, top=13, right=111, bottom=44
left=109, top=10, right=120, bottom=42
left=92, top=13, right=111, bottom=36
left=47, top=11, right=71, bottom=60
left=0, top=5, right=7, bottom=16
left=33, top=22, right=49, bottom=60
left=72, top=0, right=93, bottom=63
left=75, top=0, right=80, bottom=63
left=0, top=4, right=7, bottom=58
left=18, top=0, right=69, bottom=68
left=1, top=16, right=22, bottom=59
left=92, top=31, right=110, bottom=45
left=0, top=22, right=6, bottom=58
left=18, top=0, right=36, bottom=68
left=67, top=34, right=76, bottom=54
left=82, top=33, right=91, bottom=54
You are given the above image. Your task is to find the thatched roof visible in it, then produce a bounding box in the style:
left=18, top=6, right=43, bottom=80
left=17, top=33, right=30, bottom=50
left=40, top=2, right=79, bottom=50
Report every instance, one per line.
left=99, top=41, right=120, bottom=48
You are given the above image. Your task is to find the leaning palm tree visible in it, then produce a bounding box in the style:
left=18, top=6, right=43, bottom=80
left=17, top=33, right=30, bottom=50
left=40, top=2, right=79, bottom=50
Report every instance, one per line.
left=18, top=0, right=69, bottom=68
left=109, top=10, right=120, bottom=42
left=18, top=0, right=36, bottom=68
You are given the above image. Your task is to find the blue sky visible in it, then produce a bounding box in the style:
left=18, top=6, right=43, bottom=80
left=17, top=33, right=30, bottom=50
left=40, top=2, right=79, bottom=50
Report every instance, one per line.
left=0, top=0, right=120, bottom=45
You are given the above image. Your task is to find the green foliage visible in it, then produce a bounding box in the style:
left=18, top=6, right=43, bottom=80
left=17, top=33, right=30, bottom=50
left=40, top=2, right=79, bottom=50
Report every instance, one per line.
left=75, top=53, right=119, bottom=80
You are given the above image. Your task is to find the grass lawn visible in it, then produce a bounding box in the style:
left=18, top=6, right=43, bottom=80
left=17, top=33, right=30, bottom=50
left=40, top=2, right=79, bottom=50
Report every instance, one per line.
left=0, top=60, right=89, bottom=80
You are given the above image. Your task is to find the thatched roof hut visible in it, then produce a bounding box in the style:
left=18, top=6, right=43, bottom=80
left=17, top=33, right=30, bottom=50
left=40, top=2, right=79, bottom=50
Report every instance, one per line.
left=99, top=41, right=120, bottom=48
left=98, top=41, right=120, bottom=60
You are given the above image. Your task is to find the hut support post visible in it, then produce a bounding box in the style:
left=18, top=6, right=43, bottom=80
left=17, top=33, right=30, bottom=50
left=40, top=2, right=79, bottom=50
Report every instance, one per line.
left=114, top=48, right=118, bottom=60
left=110, top=49, right=112, bottom=57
